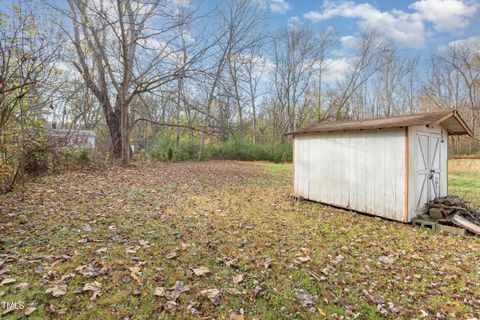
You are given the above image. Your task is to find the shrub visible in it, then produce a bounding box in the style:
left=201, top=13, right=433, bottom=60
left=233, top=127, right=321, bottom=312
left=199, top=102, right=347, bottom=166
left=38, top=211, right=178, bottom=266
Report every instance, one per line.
left=75, top=147, right=92, bottom=167
left=167, top=146, right=173, bottom=161
left=147, top=138, right=171, bottom=161
left=214, top=139, right=270, bottom=161
left=453, top=147, right=480, bottom=155
left=271, top=144, right=292, bottom=163
left=21, top=145, right=51, bottom=176
left=175, top=139, right=200, bottom=160
left=147, top=136, right=293, bottom=163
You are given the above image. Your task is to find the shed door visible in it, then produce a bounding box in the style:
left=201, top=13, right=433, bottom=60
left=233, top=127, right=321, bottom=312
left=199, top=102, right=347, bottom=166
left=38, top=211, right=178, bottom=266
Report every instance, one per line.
left=414, top=131, right=442, bottom=214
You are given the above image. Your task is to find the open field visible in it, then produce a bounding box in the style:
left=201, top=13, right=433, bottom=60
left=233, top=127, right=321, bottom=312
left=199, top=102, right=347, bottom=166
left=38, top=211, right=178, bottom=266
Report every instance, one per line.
left=449, top=159, right=480, bottom=207
left=0, top=160, right=479, bottom=319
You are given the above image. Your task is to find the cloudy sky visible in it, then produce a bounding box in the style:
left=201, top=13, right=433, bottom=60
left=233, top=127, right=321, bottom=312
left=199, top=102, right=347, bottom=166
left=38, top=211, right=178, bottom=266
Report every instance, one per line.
left=249, top=0, right=480, bottom=82
left=262, top=0, right=479, bottom=51
left=44, top=0, right=480, bottom=84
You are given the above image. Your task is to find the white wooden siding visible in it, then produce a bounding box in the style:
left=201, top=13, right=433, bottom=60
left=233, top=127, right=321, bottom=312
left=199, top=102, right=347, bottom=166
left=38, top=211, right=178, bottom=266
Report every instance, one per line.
left=294, top=129, right=406, bottom=221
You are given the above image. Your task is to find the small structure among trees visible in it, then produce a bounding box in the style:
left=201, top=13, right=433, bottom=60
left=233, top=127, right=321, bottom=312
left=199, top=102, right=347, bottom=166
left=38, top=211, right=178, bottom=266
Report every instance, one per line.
left=288, top=111, right=472, bottom=223
left=46, top=129, right=96, bottom=150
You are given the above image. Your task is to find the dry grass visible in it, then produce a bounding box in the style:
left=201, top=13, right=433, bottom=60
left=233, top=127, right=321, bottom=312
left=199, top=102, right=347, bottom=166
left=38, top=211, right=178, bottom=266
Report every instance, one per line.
left=448, top=159, right=480, bottom=207
left=0, top=160, right=479, bottom=319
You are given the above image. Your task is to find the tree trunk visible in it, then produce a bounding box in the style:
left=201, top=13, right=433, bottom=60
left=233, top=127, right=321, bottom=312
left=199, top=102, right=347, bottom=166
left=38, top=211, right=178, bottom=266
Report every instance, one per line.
left=120, top=102, right=130, bottom=164
left=176, top=78, right=181, bottom=149
left=252, top=97, right=257, bottom=144
left=105, top=109, right=122, bottom=159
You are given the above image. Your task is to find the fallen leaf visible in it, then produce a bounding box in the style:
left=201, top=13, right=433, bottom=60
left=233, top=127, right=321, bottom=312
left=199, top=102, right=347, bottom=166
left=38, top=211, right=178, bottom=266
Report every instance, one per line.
left=129, top=266, right=141, bottom=274
left=252, top=285, right=265, bottom=298
left=296, top=256, right=311, bottom=263
left=129, top=266, right=142, bottom=282
left=232, top=274, right=244, bottom=284
left=24, top=306, right=37, bottom=316
left=46, top=284, right=67, bottom=297
left=225, top=259, right=238, bottom=268
left=166, top=281, right=189, bottom=301
left=1, top=308, right=14, bottom=316
left=83, top=281, right=102, bottom=292
left=229, top=312, right=245, bottom=320
left=192, top=266, right=211, bottom=276
left=56, top=308, right=68, bottom=315
left=166, top=290, right=181, bottom=302
left=15, top=282, right=30, bottom=289
left=295, top=289, right=314, bottom=308
left=263, top=257, right=273, bottom=269
left=153, top=271, right=166, bottom=282
left=227, top=287, right=241, bottom=295
left=333, top=255, right=344, bottom=264
left=300, top=247, right=310, bottom=255
left=132, top=289, right=142, bottom=296
left=201, top=288, right=221, bottom=305
left=0, top=278, right=16, bottom=286
left=379, top=255, right=395, bottom=264
left=82, top=281, right=102, bottom=301
left=166, top=252, right=178, bottom=259
left=76, top=261, right=102, bottom=278
left=126, top=248, right=137, bottom=254
left=187, top=301, right=199, bottom=315
left=165, top=300, right=177, bottom=312
left=154, top=287, right=166, bottom=297
left=60, top=273, right=75, bottom=283
left=317, top=307, right=326, bottom=316
left=170, top=281, right=189, bottom=294
left=242, top=224, right=255, bottom=230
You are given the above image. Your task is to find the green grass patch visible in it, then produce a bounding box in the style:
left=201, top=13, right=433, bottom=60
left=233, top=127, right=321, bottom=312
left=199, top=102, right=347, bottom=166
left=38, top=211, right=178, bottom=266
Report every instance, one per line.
left=448, top=159, right=480, bottom=207
left=261, top=163, right=291, bottom=174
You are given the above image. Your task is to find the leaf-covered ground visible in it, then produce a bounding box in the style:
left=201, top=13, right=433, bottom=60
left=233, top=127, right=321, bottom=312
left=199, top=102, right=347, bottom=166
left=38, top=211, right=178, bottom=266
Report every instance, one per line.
left=0, top=161, right=479, bottom=319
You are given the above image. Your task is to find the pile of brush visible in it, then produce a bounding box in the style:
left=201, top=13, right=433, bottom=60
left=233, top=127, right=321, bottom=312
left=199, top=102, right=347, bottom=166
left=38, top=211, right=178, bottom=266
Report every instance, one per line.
left=428, top=196, right=480, bottom=235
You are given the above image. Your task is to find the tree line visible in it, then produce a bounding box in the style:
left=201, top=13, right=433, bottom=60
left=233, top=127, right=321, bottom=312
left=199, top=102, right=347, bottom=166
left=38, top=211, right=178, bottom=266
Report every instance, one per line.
left=0, top=0, right=479, bottom=188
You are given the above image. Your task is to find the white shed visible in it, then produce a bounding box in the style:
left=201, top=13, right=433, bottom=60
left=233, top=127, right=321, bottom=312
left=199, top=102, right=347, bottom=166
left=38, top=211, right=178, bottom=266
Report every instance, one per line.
left=288, top=111, right=472, bottom=223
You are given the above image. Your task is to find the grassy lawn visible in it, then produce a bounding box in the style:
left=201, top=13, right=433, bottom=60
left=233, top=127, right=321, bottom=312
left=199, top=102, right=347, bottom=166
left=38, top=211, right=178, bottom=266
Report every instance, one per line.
left=449, top=159, right=480, bottom=207
left=0, top=160, right=479, bottom=319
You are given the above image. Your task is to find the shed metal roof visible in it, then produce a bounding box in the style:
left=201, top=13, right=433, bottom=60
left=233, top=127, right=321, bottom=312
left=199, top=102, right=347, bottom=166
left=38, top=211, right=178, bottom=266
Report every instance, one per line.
left=47, top=129, right=97, bottom=138
left=287, top=110, right=473, bottom=137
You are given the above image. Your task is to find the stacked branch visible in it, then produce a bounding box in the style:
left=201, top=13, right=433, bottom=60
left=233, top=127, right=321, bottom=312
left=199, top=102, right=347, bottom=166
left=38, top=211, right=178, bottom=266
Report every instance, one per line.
left=428, top=196, right=480, bottom=234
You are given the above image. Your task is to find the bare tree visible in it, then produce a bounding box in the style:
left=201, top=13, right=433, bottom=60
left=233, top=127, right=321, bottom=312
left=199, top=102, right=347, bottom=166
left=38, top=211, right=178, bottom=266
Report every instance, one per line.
left=420, top=41, right=480, bottom=149
left=0, top=4, right=61, bottom=132
left=439, top=43, right=479, bottom=146
left=328, top=33, right=387, bottom=120
left=314, top=26, right=334, bottom=120
left=273, top=22, right=319, bottom=135
left=239, top=48, right=269, bottom=144
left=55, top=0, right=200, bottom=163
left=198, top=0, right=264, bottom=153
left=0, top=2, right=64, bottom=191
left=375, top=46, right=418, bottom=116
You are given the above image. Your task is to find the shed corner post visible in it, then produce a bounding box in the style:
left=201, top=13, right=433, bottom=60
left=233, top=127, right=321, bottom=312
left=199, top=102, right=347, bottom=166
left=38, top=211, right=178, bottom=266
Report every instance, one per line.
left=404, top=127, right=409, bottom=223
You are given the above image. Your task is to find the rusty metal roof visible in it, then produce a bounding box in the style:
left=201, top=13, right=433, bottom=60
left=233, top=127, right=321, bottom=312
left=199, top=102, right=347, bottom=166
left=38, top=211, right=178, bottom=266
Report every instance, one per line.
left=287, top=110, right=473, bottom=136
